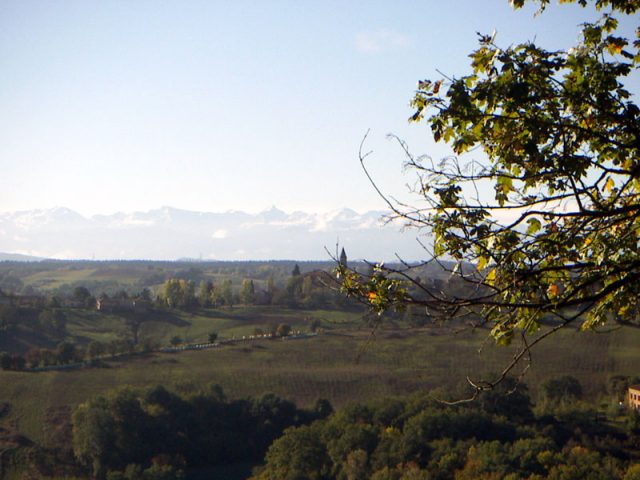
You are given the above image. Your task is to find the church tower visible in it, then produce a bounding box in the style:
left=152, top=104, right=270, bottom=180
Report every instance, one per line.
left=339, top=247, right=348, bottom=268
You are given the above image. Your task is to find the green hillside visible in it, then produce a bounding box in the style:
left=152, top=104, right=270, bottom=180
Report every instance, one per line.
left=1, top=316, right=638, bottom=445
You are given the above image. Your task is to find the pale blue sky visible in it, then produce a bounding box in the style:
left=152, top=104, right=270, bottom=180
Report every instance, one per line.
left=0, top=1, right=636, bottom=216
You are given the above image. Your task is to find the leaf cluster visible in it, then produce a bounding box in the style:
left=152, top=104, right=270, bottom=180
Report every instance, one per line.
left=347, top=0, right=640, bottom=342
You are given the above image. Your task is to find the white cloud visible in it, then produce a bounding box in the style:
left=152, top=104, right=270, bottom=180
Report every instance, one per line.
left=211, top=228, right=228, bottom=239
left=355, top=29, right=412, bottom=54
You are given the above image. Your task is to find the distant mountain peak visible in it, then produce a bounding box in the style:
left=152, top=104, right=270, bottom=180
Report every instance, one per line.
left=259, top=206, right=287, bottom=221
left=0, top=252, right=45, bottom=262
left=0, top=206, right=427, bottom=261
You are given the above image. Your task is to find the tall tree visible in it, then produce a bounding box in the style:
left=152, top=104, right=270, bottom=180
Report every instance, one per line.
left=162, top=278, right=196, bottom=309
left=240, top=279, right=255, bottom=305
left=162, top=279, right=182, bottom=308
left=266, top=275, right=276, bottom=304
left=198, top=280, right=214, bottom=307
left=182, top=279, right=196, bottom=308
left=339, top=0, right=640, bottom=389
left=214, top=279, right=234, bottom=307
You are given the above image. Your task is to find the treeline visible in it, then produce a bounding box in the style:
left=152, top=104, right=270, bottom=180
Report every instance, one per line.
left=160, top=265, right=348, bottom=310
left=252, top=380, right=640, bottom=480
left=1, top=341, right=83, bottom=370
left=0, top=298, right=150, bottom=370
left=0, top=339, right=143, bottom=371
left=0, top=260, right=346, bottom=299
left=0, top=300, right=68, bottom=337
left=71, top=384, right=333, bottom=479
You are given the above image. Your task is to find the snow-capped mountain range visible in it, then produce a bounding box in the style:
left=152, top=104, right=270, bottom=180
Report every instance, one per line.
left=0, top=206, right=430, bottom=261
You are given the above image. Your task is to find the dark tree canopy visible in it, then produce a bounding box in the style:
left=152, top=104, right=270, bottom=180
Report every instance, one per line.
left=339, top=0, right=639, bottom=386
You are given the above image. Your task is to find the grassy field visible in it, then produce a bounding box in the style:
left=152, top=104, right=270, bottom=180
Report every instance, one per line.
left=61, top=306, right=361, bottom=348
left=20, top=265, right=146, bottom=291
left=1, top=315, right=638, bottom=445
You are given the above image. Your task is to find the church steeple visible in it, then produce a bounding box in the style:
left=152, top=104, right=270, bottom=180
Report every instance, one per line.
left=339, top=247, right=348, bottom=267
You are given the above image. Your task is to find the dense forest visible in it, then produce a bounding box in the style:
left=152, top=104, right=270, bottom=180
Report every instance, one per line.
left=5, top=379, right=640, bottom=479
left=253, top=382, right=640, bottom=480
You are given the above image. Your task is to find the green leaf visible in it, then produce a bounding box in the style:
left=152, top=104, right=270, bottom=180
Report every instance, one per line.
left=526, top=218, right=541, bottom=235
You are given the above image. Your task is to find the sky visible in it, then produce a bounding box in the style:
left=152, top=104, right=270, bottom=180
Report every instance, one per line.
left=0, top=0, right=637, bottom=218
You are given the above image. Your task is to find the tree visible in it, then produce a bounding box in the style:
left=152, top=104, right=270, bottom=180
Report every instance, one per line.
left=56, top=341, right=77, bottom=364
left=216, top=279, right=234, bottom=307
left=140, top=287, right=153, bottom=302
left=73, top=389, right=150, bottom=477
left=285, top=274, right=303, bottom=306
left=542, top=375, right=583, bottom=403
left=25, top=347, right=42, bottom=368
left=240, top=278, right=256, bottom=305
left=208, top=332, right=218, bottom=343
left=163, top=279, right=182, bottom=308
left=162, top=278, right=196, bottom=309
left=72, top=396, right=118, bottom=477
left=198, top=280, right=214, bottom=307
left=275, top=323, right=292, bottom=337
left=73, top=286, right=92, bottom=303
left=181, top=279, right=196, bottom=308
left=255, top=424, right=332, bottom=480
left=310, top=318, right=322, bottom=333
left=266, top=276, right=276, bottom=295
left=339, top=0, right=640, bottom=391
left=0, top=352, right=12, bottom=370
left=87, top=341, right=105, bottom=361
left=113, top=289, right=129, bottom=300
left=38, top=309, right=67, bottom=333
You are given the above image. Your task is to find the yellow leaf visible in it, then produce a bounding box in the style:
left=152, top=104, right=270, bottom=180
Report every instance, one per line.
left=547, top=284, right=559, bottom=298
left=368, top=291, right=377, bottom=300
left=477, top=256, right=488, bottom=271
left=485, top=268, right=496, bottom=284
left=607, top=42, right=624, bottom=55
left=604, top=176, right=615, bottom=193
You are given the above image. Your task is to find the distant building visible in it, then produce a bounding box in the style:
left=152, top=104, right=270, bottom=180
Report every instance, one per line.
left=96, top=297, right=150, bottom=313
left=339, top=247, right=348, bottom=268
left=629, top=385, right=640, bottom=410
